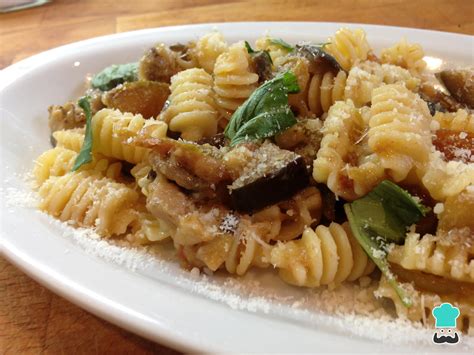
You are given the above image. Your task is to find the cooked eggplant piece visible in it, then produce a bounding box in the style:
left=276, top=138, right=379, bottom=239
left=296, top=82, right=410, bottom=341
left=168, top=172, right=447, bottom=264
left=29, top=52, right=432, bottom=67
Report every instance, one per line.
left=252, top=50, right=273, bottom=83
left=437, top=68, right=474, bottom=109
left=138, top=44, right=180, bottom=83
left=275, top=118, right=322, bottom=166
left=419, top=82, right=465, bottom=113
left=229, top=142, right=310, bottom=213
left=138, top=137, right=231, bottom=191
left=102, top=81, right=169, bottom=119
left=295, top=44, right=342, bottom=74
left=197, top=133, right=228, bottom=148
left=48, top=89, right=104, bottom=134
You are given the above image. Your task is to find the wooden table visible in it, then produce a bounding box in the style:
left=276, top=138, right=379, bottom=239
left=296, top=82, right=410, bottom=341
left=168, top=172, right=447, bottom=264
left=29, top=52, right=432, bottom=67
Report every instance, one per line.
left=1, top=0, right=472, bottom=353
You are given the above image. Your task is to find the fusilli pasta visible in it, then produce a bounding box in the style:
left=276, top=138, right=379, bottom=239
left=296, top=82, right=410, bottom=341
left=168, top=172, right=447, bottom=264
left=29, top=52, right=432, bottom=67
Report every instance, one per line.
left=369, top=84, right=432, bottom=181
left=213, top=42, right=259, bottom=119
left=388, top=230, right=474, bottom=283
left=53, top=127, right=85, bottom=152
left=313, top=100, right=386, bottom=200
left=39, top=171, right=138, bottom=236
left=324, top=28, right=372, bottom=71
left=433, top=109, right=474, bottom=133
left=271, top=223, right=375, bottom=287
left=380, top=38, right=426, bottom=75
left=92, top=108, right=167, bottom=163
left=194, top=31, right=228, bottom=73
left=161, top=68, right=219, bottom=141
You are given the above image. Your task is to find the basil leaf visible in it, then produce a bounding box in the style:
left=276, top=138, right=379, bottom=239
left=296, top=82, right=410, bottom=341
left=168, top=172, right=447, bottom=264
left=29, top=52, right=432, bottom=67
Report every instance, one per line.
left=269, top=38, right=294, bottom=51
left=225, top=71, right=299, bottom=146
left=230, top=110, right=297, bottom=146
left=244, top=41, right=256, bottom=54
left=91, top=62, right=138, bottom=91
left=71, top=97, right=93, bottom=171
left=344, top=180, right=430, bottom=307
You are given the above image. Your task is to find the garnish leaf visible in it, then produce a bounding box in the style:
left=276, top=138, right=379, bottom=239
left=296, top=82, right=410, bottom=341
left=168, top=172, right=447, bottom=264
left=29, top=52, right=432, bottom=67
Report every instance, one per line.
left=244, top=41, right=256, bottom=54
left=269, top=38, right=294, bottom=51
left=71, top=97, right=93, bottom=171
left=91, top=62, right=138, bottom=91
left=244, top=41, right=273, bottom=65
left=344, top=180, right=430, bottom=307
left=224, top=71, right=299, bottom=146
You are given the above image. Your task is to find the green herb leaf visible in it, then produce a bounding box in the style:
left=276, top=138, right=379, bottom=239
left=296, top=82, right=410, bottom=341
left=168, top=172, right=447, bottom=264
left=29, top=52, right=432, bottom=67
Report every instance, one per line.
left=244, top=41, right=273, bottom=65
left=224, top=71, right=300, bottom=146
left=244, top=41, right=256, bottom=54
left=344, top=180, right=430, bottom=307
left=91, top=62, right=138, bottom=91
left=269, top=38, right=294, bottom=51
left=71, top=97, right=93, bottom=171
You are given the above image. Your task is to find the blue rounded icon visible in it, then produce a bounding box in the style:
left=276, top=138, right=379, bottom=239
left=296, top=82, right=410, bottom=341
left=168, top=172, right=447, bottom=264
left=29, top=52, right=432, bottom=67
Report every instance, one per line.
left=432, top=303, right=460, bottom=328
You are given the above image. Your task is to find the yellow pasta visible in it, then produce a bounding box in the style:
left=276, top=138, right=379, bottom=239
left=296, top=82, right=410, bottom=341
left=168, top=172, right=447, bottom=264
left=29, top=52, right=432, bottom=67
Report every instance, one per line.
left=53, top=127, right=85, bottom=152
left=369, top=84, right=432, bottom=182
left=255, top=36, right=292, bottom=67
left=313, top=100, right=386, bottom=200
left=92, top=108, right=167, bottom=163
left=252, top=187, right=322, bottom=242
left=271, top=223, right=375, bottom=288
left=388, top=230, right=474, bottom=283
left=437, top=188, right=474, bottom=232
left=380, top=38, right=426, bottom=75
left=195, top=31, right=228, bottom=73
left=161, top=68, right=218, bottom=141
left=39, top=171, right=138, bottom=236
left=344, top=61, right=420, bottom=107
left=33, top=147, right=77, bottom=186
left=433, top=109, right=474, bottom=133
left=182, top=219, right=272, bottom=275
left=213, top=42, right=259, bottom=119
left=127, top=211, right=173, bottom=245
left=324, top=28, right=372, bottom=71
left=422, top=150, right=474, bottom=200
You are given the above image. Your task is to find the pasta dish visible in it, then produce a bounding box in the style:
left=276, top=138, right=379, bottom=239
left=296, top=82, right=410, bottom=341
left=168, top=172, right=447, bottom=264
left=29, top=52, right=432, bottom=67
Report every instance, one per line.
left=32, top=28, right=474, bottom=334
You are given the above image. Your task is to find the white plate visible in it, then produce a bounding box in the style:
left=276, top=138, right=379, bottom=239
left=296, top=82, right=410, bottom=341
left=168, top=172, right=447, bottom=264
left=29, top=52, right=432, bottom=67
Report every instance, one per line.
left=1, top=22, right=473, bottom=353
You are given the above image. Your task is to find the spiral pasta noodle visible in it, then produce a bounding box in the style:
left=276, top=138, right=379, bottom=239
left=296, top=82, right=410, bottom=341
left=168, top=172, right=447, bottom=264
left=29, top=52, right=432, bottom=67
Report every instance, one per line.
left=53, top=128, right=85, bottom=152
left=182, top=219, right=271, bottom=275
left=92, top=109, right=167, bottom=164
left=380, top=38, right=426, bottom=75
left=252, top=186, right=322, bottom=242
left=388, top=230, right=474, bottom=283
left=213, top=42, right=259, bottom=118
left=161, top=68, right=218, bottom=141
left=34, top=147, right=77, bottom=186
left=437, top=188, right=474, bottom=232
left=368, top=84, right=432, bottom=181
left=38, top=171, right=139, bottom=236
left=255, top=36, right=292, bottom=67
left=127, top=211, right=173, bottom=245
left=195, top=31, right=228, bottom=73
left=422, top=150, right=474, bottom=200
left=433, top=109, right=474, bottom=133
left=375, top=277, right=474, bottom=334
left=324, top=28, right=371, bottom=71
left=271, top=223, right=375, bottom=287
left=313, top=100, right=386, bottom=200
left=344, top=61, right=420, bottom=107
left=33, top=147, right=123, bottom=186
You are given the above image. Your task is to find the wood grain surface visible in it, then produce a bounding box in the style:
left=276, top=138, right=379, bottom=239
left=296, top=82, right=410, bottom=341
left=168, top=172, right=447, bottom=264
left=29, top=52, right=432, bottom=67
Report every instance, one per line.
left=0, top=0, right=472, bottom=353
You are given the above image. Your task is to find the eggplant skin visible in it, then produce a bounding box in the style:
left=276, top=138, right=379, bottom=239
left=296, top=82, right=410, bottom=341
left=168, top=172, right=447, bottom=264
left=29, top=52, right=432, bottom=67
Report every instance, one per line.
left=230, top=156, right=309, bottom=213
